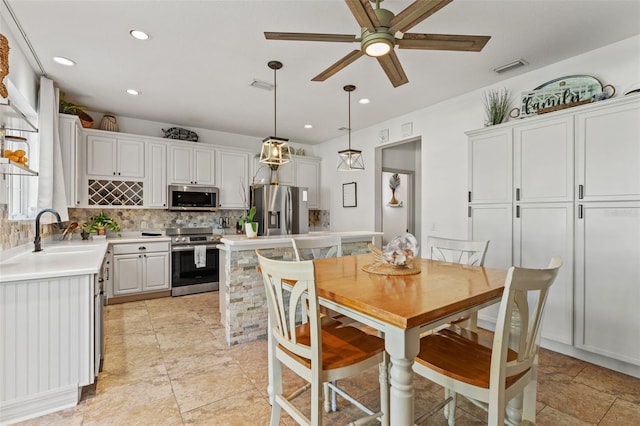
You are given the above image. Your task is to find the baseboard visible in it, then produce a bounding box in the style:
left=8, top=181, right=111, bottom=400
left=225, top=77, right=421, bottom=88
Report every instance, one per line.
left=0, top=384, right=79, bottom=425
left=107, top=290, right=171, bottom=305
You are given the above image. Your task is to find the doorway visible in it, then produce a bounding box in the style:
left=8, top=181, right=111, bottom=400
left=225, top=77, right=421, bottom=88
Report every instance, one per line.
left=374, top=136, right=422, bottom=248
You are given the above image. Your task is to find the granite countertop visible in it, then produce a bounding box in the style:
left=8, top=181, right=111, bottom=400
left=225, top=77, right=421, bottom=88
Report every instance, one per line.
left=219, top=231, right=382, bottom=250
left=0, top=239, right=109, bottom=283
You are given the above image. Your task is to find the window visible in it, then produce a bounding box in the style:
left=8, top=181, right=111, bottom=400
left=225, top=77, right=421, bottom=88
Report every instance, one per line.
left=5, top=128, right=39, bottom=220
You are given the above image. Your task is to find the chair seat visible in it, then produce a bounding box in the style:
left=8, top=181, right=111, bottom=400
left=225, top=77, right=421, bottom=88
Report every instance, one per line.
left=280, top=320, right=385, bottom=371
left=415, top=326, right=528, bottom=389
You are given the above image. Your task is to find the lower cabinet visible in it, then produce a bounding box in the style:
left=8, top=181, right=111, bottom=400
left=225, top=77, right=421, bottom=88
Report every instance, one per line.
left=112, top=241, right=169, bottom=296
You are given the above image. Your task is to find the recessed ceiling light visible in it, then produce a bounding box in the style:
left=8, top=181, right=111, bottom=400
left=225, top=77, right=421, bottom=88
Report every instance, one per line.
left=304, top=124, right=313, bottom=129
left=126, top=89, right=140, bottom=95
left=53, top=56, right=76, bottom=66
left=359, top=98, right=370, bottom=104
left=129, top=29, right=150, bottom=40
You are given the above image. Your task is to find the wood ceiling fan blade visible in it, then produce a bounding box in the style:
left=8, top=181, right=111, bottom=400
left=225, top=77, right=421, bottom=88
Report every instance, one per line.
left=397, top=33, right=491, bottom=51
left=312, top=50, right=364, bottom=82
left=390, top=0, right=453, bottom=33
left=345, top=0, right=379, bottom=32
left=264, top=32, right=357, bottom=43
left=377, top=50, right=409, bottom=88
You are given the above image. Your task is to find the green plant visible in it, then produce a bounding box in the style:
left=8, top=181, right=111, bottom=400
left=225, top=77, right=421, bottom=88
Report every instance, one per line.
left=88, top=211, right=121, bottom=236
left=239, top=206, right=257, bottom=232
left=482, top=88, right=512, bottom=126
left=59, top=92, right=86, bottom=115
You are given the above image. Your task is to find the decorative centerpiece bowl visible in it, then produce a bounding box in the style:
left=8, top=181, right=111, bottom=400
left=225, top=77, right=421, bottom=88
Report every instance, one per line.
left=369, top=233, right=420, bottom=268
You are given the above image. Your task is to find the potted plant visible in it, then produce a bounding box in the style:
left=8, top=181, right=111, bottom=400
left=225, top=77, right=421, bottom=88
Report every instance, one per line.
left=239, top=206, right=258, bottom=238
left=482, top=87, right=512, bottom=126
left=59, top=92, right=94, bottom=128
left=88, top=211, right=121, bottom=237
left=80, top=222, right=91, bottom=240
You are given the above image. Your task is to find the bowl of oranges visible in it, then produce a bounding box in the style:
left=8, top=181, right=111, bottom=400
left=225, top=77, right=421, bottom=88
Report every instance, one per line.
left=3, top=149, right=28, bottom=168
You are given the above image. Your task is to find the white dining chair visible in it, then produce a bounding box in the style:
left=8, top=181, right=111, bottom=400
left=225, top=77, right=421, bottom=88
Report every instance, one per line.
left=413, top=256, right=562, bottom=426
left=291, top=235, right=342, bottom=261
left=426, top=236, right=490, bottom=330
left=257, top=251, right=386, bottom=426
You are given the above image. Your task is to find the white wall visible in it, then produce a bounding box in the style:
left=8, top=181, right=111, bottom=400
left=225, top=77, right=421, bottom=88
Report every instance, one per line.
left=319, top=35, right=640, bottom=244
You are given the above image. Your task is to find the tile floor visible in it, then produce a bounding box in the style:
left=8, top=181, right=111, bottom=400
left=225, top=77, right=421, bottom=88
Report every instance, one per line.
left=17, top=292, right=640, bottom=425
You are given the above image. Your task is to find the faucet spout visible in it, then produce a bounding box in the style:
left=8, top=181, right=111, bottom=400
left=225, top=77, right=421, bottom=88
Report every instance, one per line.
left=34, top=208, right=65, bottom=252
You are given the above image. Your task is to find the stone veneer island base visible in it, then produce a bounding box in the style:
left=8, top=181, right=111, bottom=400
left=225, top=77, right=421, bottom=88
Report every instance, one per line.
left=217, top=232, right=381, bottom=346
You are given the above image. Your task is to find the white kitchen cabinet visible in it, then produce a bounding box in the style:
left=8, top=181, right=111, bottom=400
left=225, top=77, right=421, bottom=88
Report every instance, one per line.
left=216, top=149, right=249, bottom=208
left=169, top=143, right=215, bottom=185
left=112, top=241, right=170, bottom=296
left=468, top=128, right=512, bottom=204
left=144, top=142, right=167, bottom=208
left=294, top=156, right=321, bottom=209
left=86, top=134, right=144, bottom=178
left=576, top=98, right=640, bottom=202
left=59, top=113, right=82, bottom=206
left=575, top=202, right=640, bottom=366
left=275, top=158, right=295, bottom=186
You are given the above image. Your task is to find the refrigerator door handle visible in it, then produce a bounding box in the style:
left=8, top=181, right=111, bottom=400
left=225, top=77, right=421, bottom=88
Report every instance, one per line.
left=286, top=188, right=293, bottom=234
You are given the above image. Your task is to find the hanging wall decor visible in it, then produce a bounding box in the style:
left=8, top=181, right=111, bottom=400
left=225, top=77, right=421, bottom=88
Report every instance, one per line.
left=0, top=34, right=10, bottom=99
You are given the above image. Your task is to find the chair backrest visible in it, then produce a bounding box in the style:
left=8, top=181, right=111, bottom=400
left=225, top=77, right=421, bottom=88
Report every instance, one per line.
left=292, top=236, right=342, bottom=261
left=257, top=250, right=321, bottom=367
left=491, top=256, right=562, bottom=391
left=426, top=235, right=490, bottom=266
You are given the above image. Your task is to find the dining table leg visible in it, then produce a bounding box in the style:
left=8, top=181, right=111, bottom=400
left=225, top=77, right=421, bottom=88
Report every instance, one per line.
left=384, top=327, right=421, bottom=426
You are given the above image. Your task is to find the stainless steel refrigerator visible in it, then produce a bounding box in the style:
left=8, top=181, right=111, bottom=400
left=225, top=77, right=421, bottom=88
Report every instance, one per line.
left=251, top=184, right=309, bottom=236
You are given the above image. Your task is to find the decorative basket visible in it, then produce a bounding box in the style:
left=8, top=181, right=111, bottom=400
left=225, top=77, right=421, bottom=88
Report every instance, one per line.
left=78, top=110, right=94, bottom=129
left=99, top=114, right=119, bottom=132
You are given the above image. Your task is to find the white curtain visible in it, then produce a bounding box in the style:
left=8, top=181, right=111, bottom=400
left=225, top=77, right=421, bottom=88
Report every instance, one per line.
left=36, top=76, right=68, bottom=222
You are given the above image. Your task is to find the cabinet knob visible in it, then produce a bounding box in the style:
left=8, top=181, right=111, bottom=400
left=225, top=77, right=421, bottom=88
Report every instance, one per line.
left=139, top=246, right=146, bottom=250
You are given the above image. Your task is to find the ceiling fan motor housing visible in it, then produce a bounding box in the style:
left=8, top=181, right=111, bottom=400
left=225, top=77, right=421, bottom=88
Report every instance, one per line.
left=361, top=7, right=395, bottom=57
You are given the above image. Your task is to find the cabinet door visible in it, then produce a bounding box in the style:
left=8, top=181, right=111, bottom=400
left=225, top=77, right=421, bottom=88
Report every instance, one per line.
left=143, top=252, right=169, bottom=291
left=514, top=117, right=573, bottom=203
left=169, top=145, right=193, bottom=184
left=251, top=156, right=271, bottom=185
left=116, top=138, right=144, bottom=178
left=113, top=254, right=142, bottom=295
left=295, top=158, right=321, bottom=209
left=194, top=148, right=215, bottom=185
left=576, top=99, right=640, bottom=201
left=514, top=202, right=574, bottom=344
left=217, top=150, right=249, bottom=208
left=468, top=204, right=513, bottom=325
left=145, top=142, right=167, bottom=208
left=275, top=159, right=295, bottom=186
left=575, top=202, right=640, bottom=365
left=59, top=114, right=80, bottom=206
left=87, top=135, right=116, bottom=176
left=468, top=129, right=513, bottom=204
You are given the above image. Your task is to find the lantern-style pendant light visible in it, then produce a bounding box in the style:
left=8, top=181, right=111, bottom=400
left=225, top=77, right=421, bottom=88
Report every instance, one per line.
left=337, top=84, right=364, bottom=171
left=260, top=60, right=292, bottom=166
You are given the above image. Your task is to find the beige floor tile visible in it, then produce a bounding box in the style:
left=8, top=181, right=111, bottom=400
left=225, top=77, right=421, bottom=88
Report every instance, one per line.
left=104, top=314, right=154, bottom=335
left=104, top=329, right=159, bottom=354
left=181, top=387, right=275, bottom=425
left=86, top=374, right=175, bottom=415
left=538, top=348, right=589, bottom=378
left=163, top=346, right=234, bottom=379
left=599, top=398, right=640, bottom=426
left=169, top=360, right=256, bottom=413
left=535, top=405, right=596, bottom=425
left=574, top=364, right=640, bottom=404
left=83, top=394, right=183, bottom=426
left=99, top=346, right=166, bottom=378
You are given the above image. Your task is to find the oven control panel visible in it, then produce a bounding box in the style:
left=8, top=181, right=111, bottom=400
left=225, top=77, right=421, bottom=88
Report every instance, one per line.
left=172, top=235, right=222, bottom=244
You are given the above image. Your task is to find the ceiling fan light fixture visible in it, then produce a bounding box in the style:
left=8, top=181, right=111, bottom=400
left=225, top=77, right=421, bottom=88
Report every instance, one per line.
left=362, top=32, right=394, bottom=57
left=260, top=60, right=291, bottom=166
left=337, top=84, right=364, bottom=171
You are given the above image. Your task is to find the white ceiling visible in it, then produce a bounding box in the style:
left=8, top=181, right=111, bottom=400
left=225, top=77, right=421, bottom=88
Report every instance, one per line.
left=4, top=0, right=640, bottom=145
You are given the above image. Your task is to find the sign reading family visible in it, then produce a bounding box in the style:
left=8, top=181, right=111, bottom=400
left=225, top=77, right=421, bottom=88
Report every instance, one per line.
left=516, top=75, right=610, bottom=118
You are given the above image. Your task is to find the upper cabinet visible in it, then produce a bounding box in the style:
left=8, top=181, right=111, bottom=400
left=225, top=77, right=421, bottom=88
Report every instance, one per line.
left=86, top=133, right=144, bottom=178
left=468, top=128, right=512, bottom=204
left=216, top=149, right=249, bottom=209
left=59, top=114, right=83, bottom=206
left=144, top=142, right=167, bottom=208
left=294, top=157, right=321, bottom=209
left=575, top=98, right=640, bottom=202
left=168, top=143, right=215, bottom=185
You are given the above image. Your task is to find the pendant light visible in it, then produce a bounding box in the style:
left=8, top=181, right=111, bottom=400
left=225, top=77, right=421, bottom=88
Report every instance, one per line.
left=259, top=60, right=292, bottom=166
left=337, top=84, right=364, bottom=171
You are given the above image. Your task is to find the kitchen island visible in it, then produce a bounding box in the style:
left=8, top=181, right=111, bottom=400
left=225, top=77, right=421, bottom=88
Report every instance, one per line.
left=218, top=231, right=381, bottom=345
left=0, top=238, right=108, bottom=424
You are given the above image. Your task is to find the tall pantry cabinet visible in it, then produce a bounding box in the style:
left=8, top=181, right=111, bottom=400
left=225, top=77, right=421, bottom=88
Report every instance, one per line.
left=468, top=96, right=640, bottom=369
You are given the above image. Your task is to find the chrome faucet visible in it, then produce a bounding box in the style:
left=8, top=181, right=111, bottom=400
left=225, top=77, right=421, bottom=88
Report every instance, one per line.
left=33, top=208, right=65, bottom=252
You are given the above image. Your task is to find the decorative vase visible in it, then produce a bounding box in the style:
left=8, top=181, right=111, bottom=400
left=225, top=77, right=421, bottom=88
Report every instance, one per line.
left=96, top=226, right=106, bottom=236
left=99, top=114, right=119, bottom=132
left=245, top=222, right=258, bottom=239
left=270, top=168, right=279, bottom=185
left=390, top=189, right=398, bottom=205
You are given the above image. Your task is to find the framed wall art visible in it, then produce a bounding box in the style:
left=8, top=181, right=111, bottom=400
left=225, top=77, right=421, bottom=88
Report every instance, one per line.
left=342, top=182, right=357, bottom=208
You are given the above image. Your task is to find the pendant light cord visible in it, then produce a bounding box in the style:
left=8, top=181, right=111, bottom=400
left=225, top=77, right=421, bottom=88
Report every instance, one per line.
left=273, top=66, right=277, bottom=138
left=348, top=89, right=351, bottom=150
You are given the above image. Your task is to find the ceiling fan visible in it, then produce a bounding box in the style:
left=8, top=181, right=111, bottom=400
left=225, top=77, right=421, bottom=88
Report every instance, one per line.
left=265, top=0, right=490, bottom=88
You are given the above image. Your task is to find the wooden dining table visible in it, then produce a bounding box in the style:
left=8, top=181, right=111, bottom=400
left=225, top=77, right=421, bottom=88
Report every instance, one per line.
left=311, top=253, right=508, bottom=426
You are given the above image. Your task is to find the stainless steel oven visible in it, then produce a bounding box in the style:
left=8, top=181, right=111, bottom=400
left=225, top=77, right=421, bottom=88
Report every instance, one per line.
left=167, top=227, right=221, bottom=296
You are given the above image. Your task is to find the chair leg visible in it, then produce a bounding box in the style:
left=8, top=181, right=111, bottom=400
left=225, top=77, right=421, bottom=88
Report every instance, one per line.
left=323, top=382, right=332, bottom=413
left=270, top=360, right=283, bottom=426
left=331, top=381, right=337, bottom=412
left=311, top=379, right=323, bottom=425
left=444, top=388, right=457, bottom=426
left=521, top=379, right=538, bottom=423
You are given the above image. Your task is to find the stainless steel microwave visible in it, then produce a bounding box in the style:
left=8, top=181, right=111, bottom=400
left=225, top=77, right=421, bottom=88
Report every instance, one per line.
left=168, top=185, right=220, bottom=211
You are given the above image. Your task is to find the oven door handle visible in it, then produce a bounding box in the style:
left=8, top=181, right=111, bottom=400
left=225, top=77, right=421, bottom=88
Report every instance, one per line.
left=171, top=244, right=220, bottom=252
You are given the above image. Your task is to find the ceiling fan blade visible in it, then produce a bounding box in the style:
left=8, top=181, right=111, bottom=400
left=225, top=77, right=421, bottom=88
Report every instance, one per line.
left=377, top=50, right=409, bottom=88
left=312, top=50, right=365, bottom=82
left=390, top=0, right=453, bottom=33
left=345, top=0, right=379, bottom=32
left=397, top=33, right=490, bottom=51
left=264, top=32, right=357, bottom=43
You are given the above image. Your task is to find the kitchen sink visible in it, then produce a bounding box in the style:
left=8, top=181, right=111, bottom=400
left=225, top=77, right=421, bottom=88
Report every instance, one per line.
left=40, top=244, right=92, bottom=254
